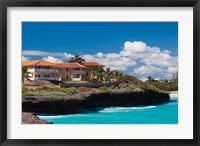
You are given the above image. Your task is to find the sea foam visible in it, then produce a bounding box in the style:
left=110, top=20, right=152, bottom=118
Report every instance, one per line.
left=98, top=106, right=156, bottom=113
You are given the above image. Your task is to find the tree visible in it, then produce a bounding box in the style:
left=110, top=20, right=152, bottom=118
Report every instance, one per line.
left=113, top=70, right=123, bottom=81
left=90, top=67, right=105, bottom=82
left=22, top=67, right=32, bottom=85
left=68, top=54, right=85, bottom=63
left=147, top=76, right=154, bottom=82
left=95, top=67, right=105, bottom=82
left=104, top=67, right=113, bottom=82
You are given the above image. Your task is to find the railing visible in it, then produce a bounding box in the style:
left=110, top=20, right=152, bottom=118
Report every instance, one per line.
left=72, top=70, right=86, bottom=74
left=35, top=69, right=59, bottom=72
left=72, top=78, right=82, bottom=81
left=36, top=77, right=61, bottom=81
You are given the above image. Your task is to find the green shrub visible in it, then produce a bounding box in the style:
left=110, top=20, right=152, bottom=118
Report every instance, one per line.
left=22, top=87, right=30, bottom=96
left=99, top=86, right=112, bottom=92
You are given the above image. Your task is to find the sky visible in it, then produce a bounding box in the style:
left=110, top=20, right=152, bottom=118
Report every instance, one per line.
left=22, top=22, right=178, bottom=80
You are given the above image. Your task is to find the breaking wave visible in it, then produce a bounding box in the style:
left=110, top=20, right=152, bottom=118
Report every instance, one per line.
left=98, top=106, right=156, bottom=113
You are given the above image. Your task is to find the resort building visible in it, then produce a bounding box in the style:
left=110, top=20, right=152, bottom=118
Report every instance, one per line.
left=59, top=62, right=87, bottom=81
left=22, top=60, right=104, bottom=81
left=81, top=62, right=104, bottom=81
left=22, top=60, right=61, bottom=81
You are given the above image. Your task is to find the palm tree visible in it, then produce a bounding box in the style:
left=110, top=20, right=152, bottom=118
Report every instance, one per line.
left=104, top=67, right=113, bottom=82
left=68, top=54, right=85, bottom=63
left=113, top=70, right=123, bottom=81
left=22, top=67, right=32, bottom=85
left=90, top=67, right=105, bottom=82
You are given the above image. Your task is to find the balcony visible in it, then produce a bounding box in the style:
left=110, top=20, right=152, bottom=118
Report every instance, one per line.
left=72, top=78, right=82, bottom=81
left=35, top=69, right=59, bottom=72
left=72, top=70, right=86, bottom=74
left=36, top=77, right=61, bottom=81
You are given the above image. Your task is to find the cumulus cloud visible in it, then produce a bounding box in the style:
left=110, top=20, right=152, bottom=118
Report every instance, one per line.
left=64, top=53, right=74, bottom=59
left=133, top=65, right=165, bottom=75
left=82, top=53, right=136, bottom=71
left=120, top=41, right=177, bottom=67
left=22, top=56, right=29, bottom=61
left=168, top=66, right=178, bottom=74
left=97, top=52, right=104, bottom=57
left=42, top=56, right=63, bottom=63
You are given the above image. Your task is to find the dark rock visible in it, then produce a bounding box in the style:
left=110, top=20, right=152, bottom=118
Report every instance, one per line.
left=22, top=89, right=170, bottom=114
left=22, top=112, right=52, bottom=124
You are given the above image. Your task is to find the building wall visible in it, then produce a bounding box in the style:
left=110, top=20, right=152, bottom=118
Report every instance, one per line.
left=24, top=65, right=101, bottom=81
left=60, top=68, right=73, bottom=81
left=60, top=68, right=86, bottom=81
left=25, top=66, right=60, bottom=81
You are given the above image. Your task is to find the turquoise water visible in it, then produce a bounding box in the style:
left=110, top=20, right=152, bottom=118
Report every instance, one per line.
left=38, top=97, right=178, bottom=124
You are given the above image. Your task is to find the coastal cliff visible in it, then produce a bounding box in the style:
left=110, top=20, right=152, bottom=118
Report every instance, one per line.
left=22, top=89, right=170, bottom=114
left=22, top=112, right=52, bottom=124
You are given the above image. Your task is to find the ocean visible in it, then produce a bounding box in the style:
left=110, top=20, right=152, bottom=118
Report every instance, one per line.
left=38, top=97, right=178, bottom=124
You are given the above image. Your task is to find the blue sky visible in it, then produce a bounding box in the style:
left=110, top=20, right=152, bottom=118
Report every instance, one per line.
left=22, top=22, right=178, bottom=80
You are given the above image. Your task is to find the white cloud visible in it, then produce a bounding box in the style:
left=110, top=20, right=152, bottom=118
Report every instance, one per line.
left=120, top=41, right=178, bottom=68
left=168, top=66, right=178, bottom=74
left=82, top=54, right=95, bottom=61
left=22, top=50, right=64, bottom=57
left=163, top=50, right=171, bottom=54
left=123, top=41, right=147, bottom=53
left=22, top=56, right=29, bottom=61
left=64, top=53, right=74, bottom=59
left=133, top=65, right=165, bottom=75
left=82, top=53, right=136, bottom=71
left=97, top=52, right=104, bottom=57
left=42, top=56, right=63, bottom=63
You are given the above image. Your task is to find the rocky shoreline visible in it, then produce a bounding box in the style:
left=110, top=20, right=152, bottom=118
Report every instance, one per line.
left=22, top=112, right=52, bottom=124
left=22, top=89, right=170, bottom=114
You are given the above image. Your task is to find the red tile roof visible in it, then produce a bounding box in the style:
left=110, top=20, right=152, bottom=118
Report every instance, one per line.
left=22, top=60, right=104, bottom=68
left=59, top=62, right=87, bottom=68
left=22, top=60, right=59, bottom=67
left=81, top=62, right=104, bottom=67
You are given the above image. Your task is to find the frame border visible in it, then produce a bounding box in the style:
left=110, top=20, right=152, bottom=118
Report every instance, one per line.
left=0, top=0, right=199, bottom=146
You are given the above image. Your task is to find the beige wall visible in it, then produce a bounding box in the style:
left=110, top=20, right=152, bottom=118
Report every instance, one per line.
left=60, top=68, right=73, bottom=81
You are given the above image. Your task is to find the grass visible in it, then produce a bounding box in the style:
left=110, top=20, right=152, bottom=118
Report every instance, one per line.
left=98, top=86, right=112, bottom=93
left=22, top=86, right=77, bottom=96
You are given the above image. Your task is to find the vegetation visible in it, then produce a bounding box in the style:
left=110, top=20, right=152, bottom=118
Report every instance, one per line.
left=90, top=67, right=123, bottom=83
left=98, top=86, right=112, bottom=92
left=104, top=67, right=113, bottom=82
left=22, top=67, right=32, bottom=84
left=22, top=86, right=78, bottom=96
left=118, top=74, right=159, bottom=91
left=68, top=54, right=85, bottom=63
left=146, top=73, right=178, bottom=91
left=113, top=70, right=123, bottom=81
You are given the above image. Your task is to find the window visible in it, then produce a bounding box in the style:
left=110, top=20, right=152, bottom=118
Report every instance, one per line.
left=66, top=68, right=68, bottom=71
left=35, top=75, right=37, bottom=77
left=86, top=73, right=88, bottom=76
left=38, top=66, right=40, bottom=69
left=47, top=75, right=49, bottom=77
left=76, top=75, right=80, bottom=78
left=66, top=75, right=68, bottom=79
left=38, top=75, right=40, bottom=77
left=47, top=67, right=49, bottom=69
left=75, top=68, right=80, bottom=71
left=44, top=75, right=46, bottom=77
